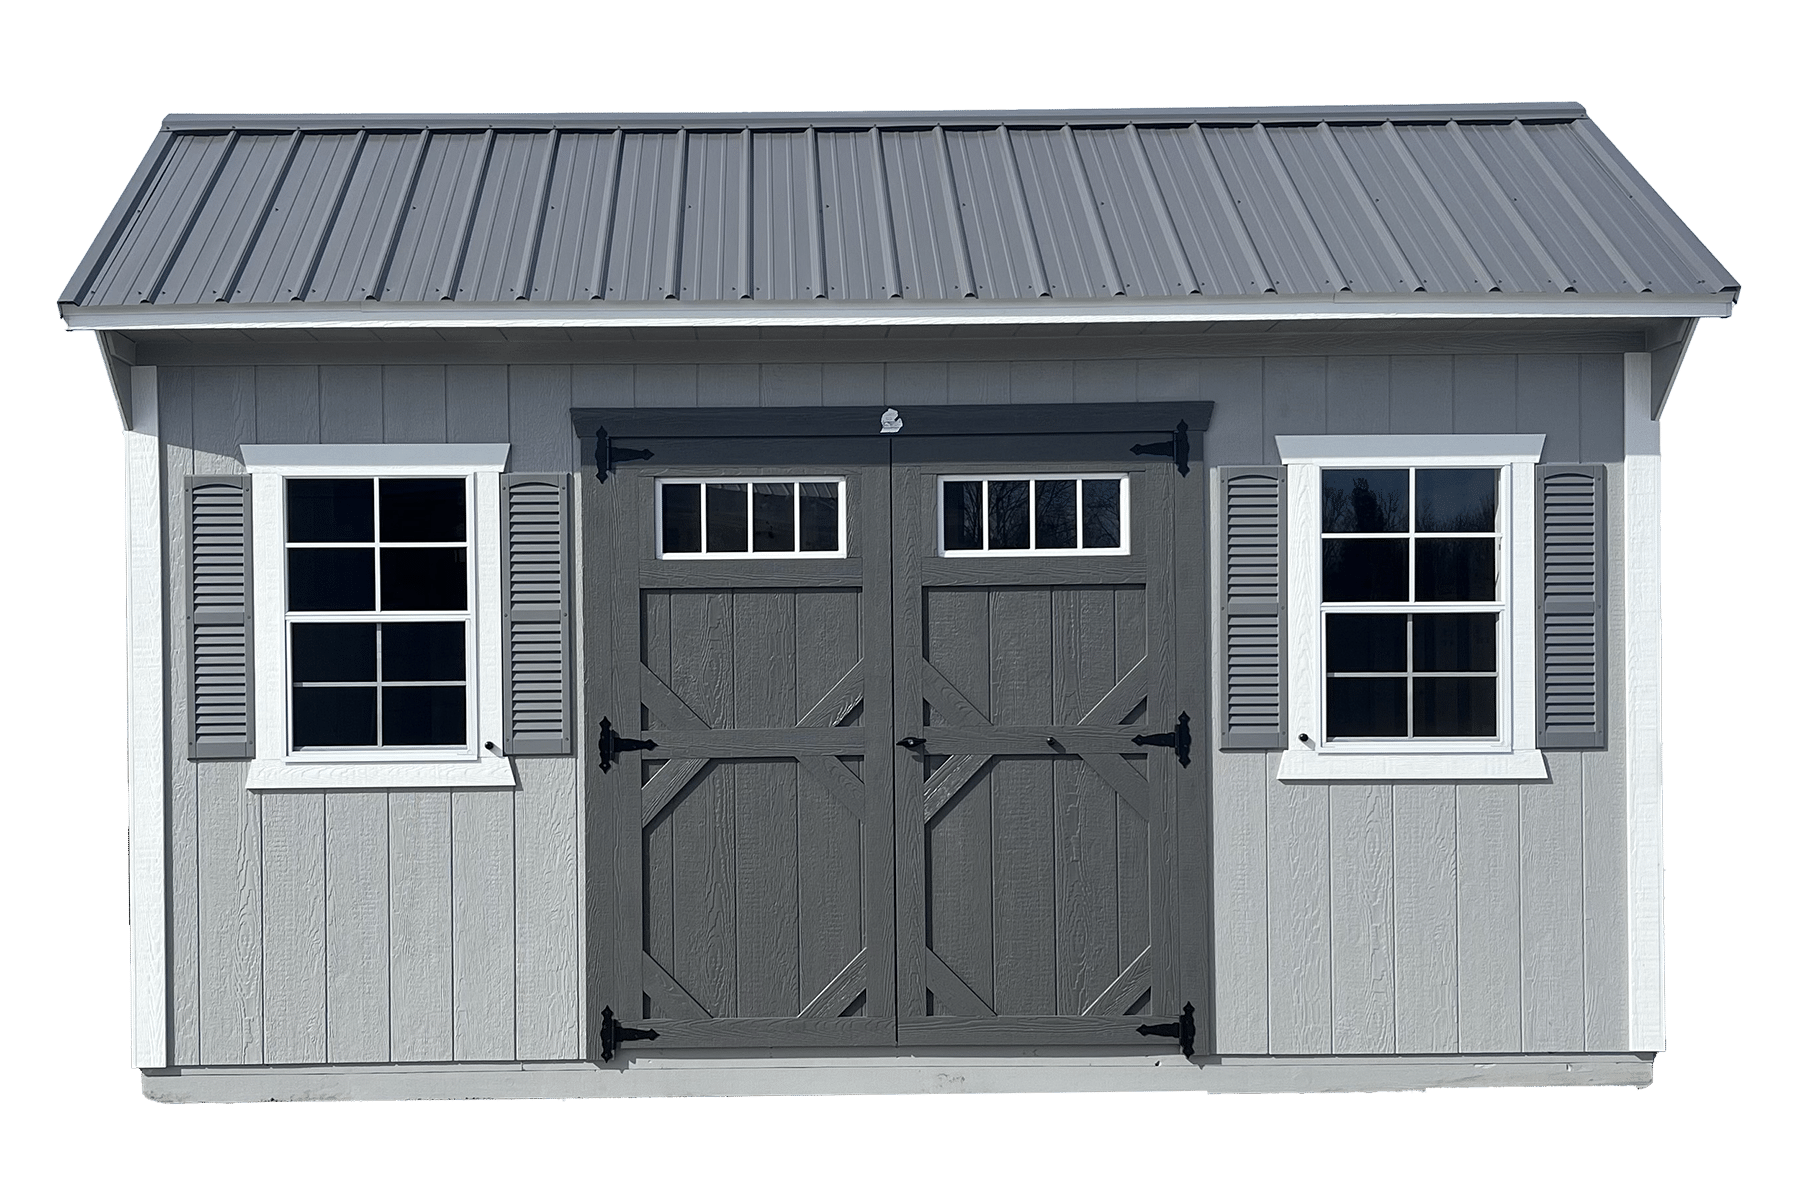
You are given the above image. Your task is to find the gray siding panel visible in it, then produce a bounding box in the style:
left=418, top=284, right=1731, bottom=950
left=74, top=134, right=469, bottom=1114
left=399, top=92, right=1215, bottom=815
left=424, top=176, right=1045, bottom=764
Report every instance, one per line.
left=196, top=760, right=261, bottom=1064
left=1210, top=751, right=1269, bottom=1053
left=1329, top=784, right=1395, bottom=1054
left=452, top=791, right=517, bottom=1060
left=1455, top=783, right=1523, bottom=1053
left=162, top=370, right=202, bottom=1065
left=1266, top=775, right=1331, bottom=1054
left=324, top=792, right=391, bottom=1062
left=389, top=791, right=454, bottom=1061
left=1392, top=783, right=1459, bottom=1053
left=260, top=791, right=327, bottom=1064
left=1522, top=756, right=1586, bottom=1051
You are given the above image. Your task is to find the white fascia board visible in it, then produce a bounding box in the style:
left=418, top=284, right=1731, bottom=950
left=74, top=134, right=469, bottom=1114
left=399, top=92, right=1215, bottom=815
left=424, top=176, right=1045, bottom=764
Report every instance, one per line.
left=124, top=365, right=167, bottom=1069
left=243, top=443, right=510, bottom=471
left=60, top=294, right=1738, bottom=332
left=1623, top=352, right=1665, bottom=1052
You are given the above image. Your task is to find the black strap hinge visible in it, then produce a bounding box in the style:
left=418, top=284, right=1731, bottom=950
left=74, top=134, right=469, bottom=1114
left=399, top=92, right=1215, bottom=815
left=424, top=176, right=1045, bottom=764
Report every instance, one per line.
left=1136, top=1001, right=1196, bottom=1057
left=598, top=717, right=657, bottom=773
left=1132, top=711, right=1192, bottom=767
left=1129, top=419, right=1190, bottom=476
left=599, top=1005, right=660, bottom=1062
left=594, top=426, right=654, bottom=482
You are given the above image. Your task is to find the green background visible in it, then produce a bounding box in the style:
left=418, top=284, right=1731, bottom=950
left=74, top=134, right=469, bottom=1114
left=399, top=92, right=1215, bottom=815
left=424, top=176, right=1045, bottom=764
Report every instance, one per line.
left=7, top=2, right=1792, bottom=1188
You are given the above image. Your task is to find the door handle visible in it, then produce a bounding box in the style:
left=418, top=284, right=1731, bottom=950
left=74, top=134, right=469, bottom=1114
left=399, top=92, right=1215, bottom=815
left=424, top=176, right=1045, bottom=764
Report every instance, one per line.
left=896, top=737, right=927, bottom=750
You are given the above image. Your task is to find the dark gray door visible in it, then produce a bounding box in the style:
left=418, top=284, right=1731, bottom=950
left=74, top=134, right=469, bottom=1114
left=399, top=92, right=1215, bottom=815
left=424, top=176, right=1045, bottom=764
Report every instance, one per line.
left=890, top=436, right=1199, bottom=1047
left=587, top=437, right=896, bottom=1052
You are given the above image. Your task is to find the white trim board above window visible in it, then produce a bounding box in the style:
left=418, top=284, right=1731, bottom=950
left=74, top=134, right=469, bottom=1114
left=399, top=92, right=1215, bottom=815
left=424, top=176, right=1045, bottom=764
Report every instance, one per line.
left=244, top=444, right=516, bottom=791
left=1275, top=434, right=1547, bottom=783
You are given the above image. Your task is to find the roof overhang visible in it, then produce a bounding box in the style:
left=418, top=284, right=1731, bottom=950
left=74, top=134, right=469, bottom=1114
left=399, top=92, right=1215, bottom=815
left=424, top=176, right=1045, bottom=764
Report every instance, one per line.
left=63, top=293, right=1735, bottom=333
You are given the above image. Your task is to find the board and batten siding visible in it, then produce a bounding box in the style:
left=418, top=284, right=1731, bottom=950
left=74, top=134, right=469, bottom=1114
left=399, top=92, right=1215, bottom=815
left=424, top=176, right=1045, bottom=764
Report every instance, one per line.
left=156, top=348, right=1630, bottom=1064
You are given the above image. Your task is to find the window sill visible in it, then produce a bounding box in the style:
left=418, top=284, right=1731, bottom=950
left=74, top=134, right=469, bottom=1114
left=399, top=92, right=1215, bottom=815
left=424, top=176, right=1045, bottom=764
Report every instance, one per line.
left=245, top=756, right=519, bottom=791
left=1276, top=748, right=1547, bottom=782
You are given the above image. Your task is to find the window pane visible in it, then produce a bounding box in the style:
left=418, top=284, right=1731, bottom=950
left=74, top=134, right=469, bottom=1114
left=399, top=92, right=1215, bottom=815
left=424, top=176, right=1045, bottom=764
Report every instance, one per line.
left=1035, top=480, right=1077, bottom=549
left=1413, top=613, right=1498, bottom=672
left=706, top=483, right=748, bottom=553
left=1327, top=677, right=1407, bottom=737
left=1413, top=677, right=1498, bottom=737
left=753, top=482, right=795, bottom=552
left=383, top=622, right=466, bottom=681
left=287, top=478, right=373, bottom=543
left=1082, top=478, right=1122, bottom=549
left=1322, top=539, right=1408, bottom=602
left=942, top=481, right=983, bottom=551
left=1322, top=469, right=1407, bottom=533
left=662, top=484, right=701, bottom=554
left=1415, top=538, right=1496, bottom=601
left=288, top=547, right=374, bottom=611
left=382, top=686, right=466, bottom=746
left=799, top=482, right=840, bottom=553
left=292, top=622, right=376, bottom=682
left=379, top=478, right=465, bottom=542
left=293, top=686, right=376, bottom=748
left=1326, top=614, right=1407, bottom=673
left=1416, top=469, right=1497, bottom=532
left=989, top=480, right=1030, bottom=549
left=380, top=547, right=467, bottom=611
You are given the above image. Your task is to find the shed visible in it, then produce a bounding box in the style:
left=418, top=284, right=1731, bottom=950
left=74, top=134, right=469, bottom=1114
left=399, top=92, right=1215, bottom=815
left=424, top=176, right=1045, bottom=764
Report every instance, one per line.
left=62, top=104, right=1736, bottom=1101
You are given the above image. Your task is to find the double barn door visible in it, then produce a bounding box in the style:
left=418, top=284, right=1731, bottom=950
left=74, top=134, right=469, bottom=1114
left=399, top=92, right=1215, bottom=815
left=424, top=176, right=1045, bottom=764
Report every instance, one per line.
left=582, top=406, right=1206, bottom=1056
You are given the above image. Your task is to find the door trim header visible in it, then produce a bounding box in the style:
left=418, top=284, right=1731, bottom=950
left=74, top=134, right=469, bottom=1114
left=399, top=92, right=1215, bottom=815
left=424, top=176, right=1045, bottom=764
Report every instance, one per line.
left=571, top=402, right=1213, bottom=443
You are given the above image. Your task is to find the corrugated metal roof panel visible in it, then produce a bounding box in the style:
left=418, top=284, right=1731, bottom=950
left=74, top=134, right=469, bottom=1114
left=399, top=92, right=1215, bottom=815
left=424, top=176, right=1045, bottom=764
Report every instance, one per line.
left=63, top=106, right=1738, bottom=318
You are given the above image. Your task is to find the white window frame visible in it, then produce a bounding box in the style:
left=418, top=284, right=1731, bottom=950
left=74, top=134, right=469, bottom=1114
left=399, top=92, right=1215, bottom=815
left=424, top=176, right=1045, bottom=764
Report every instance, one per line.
left=1276, top=434, right=1547, bottom=782
left=654, top=476, right=849, bottom=559
left=243, top=444, right=516, bottom=790
left=936, top=473, right=1132, bottom=557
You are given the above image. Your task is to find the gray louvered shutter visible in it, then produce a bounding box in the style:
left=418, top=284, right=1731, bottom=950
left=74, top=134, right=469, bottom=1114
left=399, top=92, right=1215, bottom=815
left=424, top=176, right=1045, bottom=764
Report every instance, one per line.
left=188, top=476, right=253, bottom=759
left=1219, top=466, right=1285, bottom=749
left=1539, top=464, right=1607, bottom=748
left=503, top=473, right=573, bottom=755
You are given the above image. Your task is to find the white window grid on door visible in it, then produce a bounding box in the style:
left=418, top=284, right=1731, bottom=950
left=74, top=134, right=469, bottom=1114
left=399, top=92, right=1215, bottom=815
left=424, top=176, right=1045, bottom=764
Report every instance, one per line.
left=936, top=474, right=1131, bottom=557
left=654, top=476, right=848, bottom=559
left=1315, top=463, right=1513, bottom=751
left=283, top=477, right=477, bottom=759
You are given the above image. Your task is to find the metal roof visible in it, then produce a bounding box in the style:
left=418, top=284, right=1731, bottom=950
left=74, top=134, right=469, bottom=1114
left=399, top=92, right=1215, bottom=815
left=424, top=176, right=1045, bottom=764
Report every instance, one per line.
left=61, top=105, right=1736, bottom=327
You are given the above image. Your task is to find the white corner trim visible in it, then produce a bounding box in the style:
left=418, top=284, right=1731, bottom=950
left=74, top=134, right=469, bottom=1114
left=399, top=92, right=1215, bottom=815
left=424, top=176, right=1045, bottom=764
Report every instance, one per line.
left=246, top=756, right=519, bottom=791
left=243, top=443, right=510, bottom=472
left=1623, top=352, right=1665, bottom=1052
left=1277, top=434, right=1546, bottom=464
left=124, top=365, right=167, bottom=1069
left=1277, top=748, right=1547, bottom=782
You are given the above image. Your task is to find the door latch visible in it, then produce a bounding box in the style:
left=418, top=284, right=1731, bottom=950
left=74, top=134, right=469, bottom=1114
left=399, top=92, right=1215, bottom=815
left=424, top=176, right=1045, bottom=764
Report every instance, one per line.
left=1129, top=419, right=1191, bottom=476
left=897, top=736, right=927, bottom=750
left=599, top=1005, right=660, bottom=1062
left=598, top=717, right=658, bottom=773
left=1132, top=711, right=1192, bottom=767
left=1136, top=1001, right=1196, bottom=1057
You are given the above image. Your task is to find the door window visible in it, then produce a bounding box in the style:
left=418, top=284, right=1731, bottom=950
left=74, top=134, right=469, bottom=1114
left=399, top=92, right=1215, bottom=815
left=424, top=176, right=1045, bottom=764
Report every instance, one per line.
left=656, top=478, right=846, bottom=558
left=937, top=475, right=1128, bottom=555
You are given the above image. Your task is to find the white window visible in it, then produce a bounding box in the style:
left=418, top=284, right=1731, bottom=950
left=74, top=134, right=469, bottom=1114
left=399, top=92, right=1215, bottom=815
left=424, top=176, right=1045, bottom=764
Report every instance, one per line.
left=1276, top=435, right=1547, bottom=781
left=655, top=477, right=846, bottom=558
left=243, top=444, right=515, bottom=790
left=937, top=474, right=1130, bottom=556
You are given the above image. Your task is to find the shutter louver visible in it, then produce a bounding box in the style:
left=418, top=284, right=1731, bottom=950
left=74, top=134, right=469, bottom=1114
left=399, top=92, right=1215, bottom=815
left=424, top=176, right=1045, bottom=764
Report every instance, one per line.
left=503, top=473, right=572, bottom=755
left=188, top=476, right=253, bottom=760
left=1219, top=466, right=1285, bottom=749
left=1539, top=464, right=1607, bottom=749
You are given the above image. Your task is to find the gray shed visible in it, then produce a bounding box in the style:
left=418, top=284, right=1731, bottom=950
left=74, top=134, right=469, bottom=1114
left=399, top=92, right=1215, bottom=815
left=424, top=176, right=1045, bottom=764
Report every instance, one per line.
left=62, top=103, right=1736, bottom=1101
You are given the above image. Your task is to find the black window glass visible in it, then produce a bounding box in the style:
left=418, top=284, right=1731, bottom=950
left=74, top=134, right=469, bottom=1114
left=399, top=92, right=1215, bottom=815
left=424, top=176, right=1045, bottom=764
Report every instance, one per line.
left=379, top=478, right=465, bottom=542
left=383, top=622, right=466, bottom=682
left=989, top=481, right=1030, bottom=550
left=380, top=548, right=467, bottom=611
left=706, top=483, right=748, bottom=553
left=382, top=687, right=466, bottom=746
left=799, top=483, right=840, bottom=553
left=1326, top=614, right=1407, bottom=673
left=1035, top=480, right=1077, bottom=549
left=292, top=622, right=376, bottom=682
left=1322, top=539, right=1408, bottom=602
left=1415, top=539, right=1495, bottom=601
left=662, top=484, right=701, bottom=554
left=288, top=548, right=374, bottom=611
left=1416, top=469, right=1497, bottom=532
left=287, top=478, right=373, bottom=543
left=942, top=481, right=983, bottom=551
left=1413, top=677, right=1497, bottom=737
left=1082, top=479, right=1122, bottom=549
left=293, top=686, right=376, bottom=748
left=1413, top=613, right=1498, bottom=672
left=753, top=482, right=795, bottom=552
left=1322, top=470, right=1407, bottom=533
left=1327, top=678, right=1407, bottom=737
